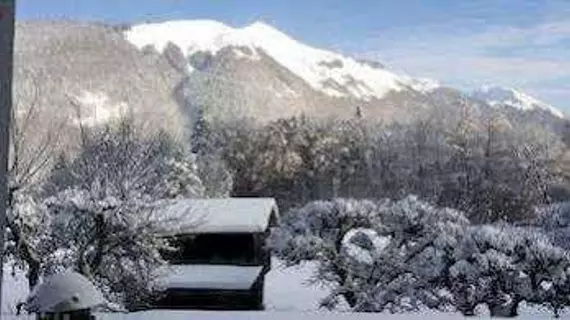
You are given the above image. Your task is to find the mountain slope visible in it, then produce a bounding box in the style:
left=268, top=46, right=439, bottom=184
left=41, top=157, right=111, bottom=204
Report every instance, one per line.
left=471, top=85, right=565, bottom=119
left=15, top=21, right=188, bottom=149
left=123, top=20, right=466, bottom=124
left=125, top=20, right=439, bottom=101
left=13, top=19, right=567, bottom=154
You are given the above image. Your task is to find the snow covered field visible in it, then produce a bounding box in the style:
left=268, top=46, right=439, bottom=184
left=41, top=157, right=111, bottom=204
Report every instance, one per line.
left=2, top=258, right=568, bottom=319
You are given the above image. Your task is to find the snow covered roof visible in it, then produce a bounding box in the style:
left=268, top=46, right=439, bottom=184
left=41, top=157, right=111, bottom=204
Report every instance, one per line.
left=26, top=271, right=106, bottom=313
left=154, top=198, right=280, bottom=236
left=156, top=265, right=264, bottom=290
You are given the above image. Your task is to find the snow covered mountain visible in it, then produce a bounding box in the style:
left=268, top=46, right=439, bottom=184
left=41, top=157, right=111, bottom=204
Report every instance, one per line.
left=123, top=20, right=456, bottom=123
left=125, top=20, right=439, bottom=101
left=471, top=85, right=565, bottom=119
left=12, top=19, right=568, bottom=157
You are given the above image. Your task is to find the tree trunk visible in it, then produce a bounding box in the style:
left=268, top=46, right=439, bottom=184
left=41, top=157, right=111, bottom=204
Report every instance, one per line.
left=27, top=259, right=40, bottom=289
left=6, top=216, right=41, bottom=290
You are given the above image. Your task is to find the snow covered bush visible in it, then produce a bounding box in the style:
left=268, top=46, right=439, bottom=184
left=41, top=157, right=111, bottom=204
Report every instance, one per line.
left=450, top=225, right=570, bottom=317
left=534, top=201, right=570, bottom=250
left=36, top=188, right=173, bottom=310
left=275, top=196, right=570, bottom=317
left=273, top=198, right=380, bottom=265
left=273, top=196, right=469, bottom=312
left=341, top=196, right=469, bottom=313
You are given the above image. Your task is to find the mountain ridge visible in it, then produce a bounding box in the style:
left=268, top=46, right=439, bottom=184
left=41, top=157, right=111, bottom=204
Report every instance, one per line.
left=11, top=19, right=568, bottom=161
left=124, top=19, right=566, bottom=122
left=124, top=19, right=440, bottom=102
left=471, top=85, right=565, bottom=119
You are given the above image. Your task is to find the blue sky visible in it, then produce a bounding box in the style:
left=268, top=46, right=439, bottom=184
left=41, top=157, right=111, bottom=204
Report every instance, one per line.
left=16, top=0, right=570, bottom=109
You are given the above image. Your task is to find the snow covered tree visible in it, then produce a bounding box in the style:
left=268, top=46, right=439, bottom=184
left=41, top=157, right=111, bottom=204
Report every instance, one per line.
left=37, top=188, right=173, bottom=310
left=5, top=90, right=64, bottom=291
left=23, top=117, right=206, bottom=310
left=43, top=117, right=205, bottom=200
left=534, top=201, right=570, bottom=250
left=274, top=196, right=469, bottom=312
left=190, top=115, right=234, bottom=198
left=341, top=196, right=468, bottom=313
left=272, top=198, right=380, bottom=306
left=217, top=114, right=560, bottom=221
left=4, top=193, right=51, bottom=293
left=195, top=152, right=233, bottom=198
left=276, top=196, right=570, bottom=316
left=450, top=225, right=570, bottom=317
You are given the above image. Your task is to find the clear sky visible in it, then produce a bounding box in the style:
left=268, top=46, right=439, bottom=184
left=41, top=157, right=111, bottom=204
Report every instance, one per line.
left=16, top=0, right=570, bottom=110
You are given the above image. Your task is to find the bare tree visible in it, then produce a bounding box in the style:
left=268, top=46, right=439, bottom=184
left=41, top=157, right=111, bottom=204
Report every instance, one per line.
left=5, top=70, right=65, bottom=290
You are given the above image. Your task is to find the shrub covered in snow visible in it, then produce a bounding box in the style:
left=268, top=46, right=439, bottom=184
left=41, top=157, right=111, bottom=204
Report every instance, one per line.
left=533, top=201, right=570, bottom=250
left=273, top=196, right=468, bottom=312
left=272, top=198, right=379, bottom=265
left=274, top=196, right=570, bottom=317
left=450, top=225, right=570, bottom=317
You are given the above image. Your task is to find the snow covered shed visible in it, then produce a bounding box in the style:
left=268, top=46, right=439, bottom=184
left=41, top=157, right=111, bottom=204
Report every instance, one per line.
left=152, top=198, right=280, bottom=310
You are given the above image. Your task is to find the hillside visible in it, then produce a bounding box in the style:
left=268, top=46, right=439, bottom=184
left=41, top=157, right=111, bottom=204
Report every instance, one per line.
left=12, top=19, right=568, bottom=157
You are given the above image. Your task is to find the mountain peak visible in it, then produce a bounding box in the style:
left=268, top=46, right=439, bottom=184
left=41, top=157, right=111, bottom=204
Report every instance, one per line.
left=471, top=85, right=565, bottom=119
left=243, top=20, right=281, bottom=33
left=125, top=19, right=440, bottom=101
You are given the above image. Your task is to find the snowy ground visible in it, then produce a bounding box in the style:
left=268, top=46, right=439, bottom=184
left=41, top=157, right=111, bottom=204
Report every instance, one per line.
left=2, top=263, right=28, bottom=316
left=265, top=258, right=343, bottom=312
left=2, top=258, right=569, bottom=319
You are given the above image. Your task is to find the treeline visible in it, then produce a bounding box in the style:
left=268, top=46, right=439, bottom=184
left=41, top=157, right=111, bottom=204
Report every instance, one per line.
left=199, top=112, right=568, bottom=223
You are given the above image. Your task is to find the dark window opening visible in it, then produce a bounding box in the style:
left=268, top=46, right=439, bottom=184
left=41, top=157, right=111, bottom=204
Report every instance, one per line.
left=163, top=233, right=260, bottom=265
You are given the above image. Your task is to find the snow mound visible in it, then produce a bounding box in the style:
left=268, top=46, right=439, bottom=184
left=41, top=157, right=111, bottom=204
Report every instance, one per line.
left=125, top=20, right=438, bottom=100
left=472, top=85, right=565, bottom=118
left=341, top=228, right=390, bottom=265
left=72, top=91, right=129, bottom=127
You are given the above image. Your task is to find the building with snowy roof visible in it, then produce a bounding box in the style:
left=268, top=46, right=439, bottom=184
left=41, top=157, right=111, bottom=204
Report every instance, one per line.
left=152, top=198, right=280, bottom=311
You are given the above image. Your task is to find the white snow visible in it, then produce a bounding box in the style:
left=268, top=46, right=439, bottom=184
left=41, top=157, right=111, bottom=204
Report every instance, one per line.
left=26, top=271, right=106, bottom=313
left=265, top=258, right=340, bottom=312
left=472, top=85, right=565, bottom=118
left=2, top=263, right=28, bottom=316
left=341, top=228, right=391, bottom=265
left=125, top=20, right=438, bottom=100
left=153, top=198, right=279, bottom=235
left=7, top=310, right=570, bottom=320
left=540, top=281, right=553, bottom=291
left=72, top=91, right=129, bottom=126
left=156, top=265, right=263, bottom=290
left=4, top=258, right=570, bottom=319
left=405, top=77, right=441, bottom=93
